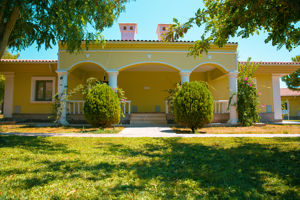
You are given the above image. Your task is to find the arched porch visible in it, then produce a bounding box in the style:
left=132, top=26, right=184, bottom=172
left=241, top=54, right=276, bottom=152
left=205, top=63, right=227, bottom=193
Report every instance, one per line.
left=190, top=62, right=232, bottom=123
left=118, top=62, right=181, bottom=113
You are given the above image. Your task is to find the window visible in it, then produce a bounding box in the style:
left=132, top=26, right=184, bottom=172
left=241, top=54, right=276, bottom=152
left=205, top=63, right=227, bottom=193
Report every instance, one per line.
left=123, top=26, right=127, bottom=30
left=162, top=27, right=166, bottom=31
left=130, top=26, right=133, bottom=30
left=31, top=77, right=56, bottom=102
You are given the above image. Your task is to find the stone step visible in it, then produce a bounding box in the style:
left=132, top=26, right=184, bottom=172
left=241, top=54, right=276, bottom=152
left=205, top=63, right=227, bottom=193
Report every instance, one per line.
left=131, top=121, right=167, bottom=125
left=130, top=113, right=167, bottom=125
left=130, top=113, right=166, bottom=117
left=130, top=116, right=166, bottom=120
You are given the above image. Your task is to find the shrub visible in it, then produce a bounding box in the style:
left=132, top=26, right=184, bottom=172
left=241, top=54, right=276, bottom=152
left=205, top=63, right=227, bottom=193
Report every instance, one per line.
left=237, top=58, right=260, bottom=126
left=173, top=81, right=214, bottom=132
left=84, top=84, right=120, bottom=127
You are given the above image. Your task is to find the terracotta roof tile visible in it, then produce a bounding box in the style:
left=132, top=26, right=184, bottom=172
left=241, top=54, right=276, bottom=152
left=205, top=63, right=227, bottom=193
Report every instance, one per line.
left=0, top=59, right=57, bottom=63
left=239, top=61, right=300, bottom=65
left=281, top=88, right=300, bottom=96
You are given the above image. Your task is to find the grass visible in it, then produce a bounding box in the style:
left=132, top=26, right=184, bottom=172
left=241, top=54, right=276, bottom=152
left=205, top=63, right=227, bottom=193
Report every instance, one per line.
left=0, top=136, right=299, bottom=199
left=172, top=124, right=300, bottom=134
left=0, top=124, right=123, bottom=134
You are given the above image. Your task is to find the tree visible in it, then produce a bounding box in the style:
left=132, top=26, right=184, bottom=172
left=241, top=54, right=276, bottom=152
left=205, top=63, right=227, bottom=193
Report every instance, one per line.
left=173, top=81, right=214, bottom=133
left=1, top=48, right=19, bottom=59
left=164, top=0, right=300, bottom=56
left=281, top=55, right=300, bottom=91
left=84, top=84, right=120, bottom=127
left=0, top=0, right=129, bottom=58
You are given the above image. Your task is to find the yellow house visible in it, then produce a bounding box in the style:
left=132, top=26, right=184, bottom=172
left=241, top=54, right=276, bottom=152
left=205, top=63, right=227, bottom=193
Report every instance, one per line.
left=281, top=88, right=300, bottom=120
left=1, top=23, right=299, bottom=125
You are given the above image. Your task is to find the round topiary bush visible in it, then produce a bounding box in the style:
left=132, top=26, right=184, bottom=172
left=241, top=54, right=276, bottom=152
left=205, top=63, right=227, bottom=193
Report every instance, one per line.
left=84, top=84, right=120, bottom=127
left=173, top=81, right=214, bottom=132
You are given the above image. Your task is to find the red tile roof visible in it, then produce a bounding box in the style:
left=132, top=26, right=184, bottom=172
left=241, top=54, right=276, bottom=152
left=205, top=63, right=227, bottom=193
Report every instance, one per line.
left=0, top=59, right=57, bottom=63
left=239, top=61, right=300, bottom=65
left=281, top=88, right=300, bottom=96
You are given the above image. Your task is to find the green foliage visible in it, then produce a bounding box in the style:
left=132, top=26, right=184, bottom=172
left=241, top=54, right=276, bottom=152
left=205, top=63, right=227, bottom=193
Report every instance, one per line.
left=281, top=55, right=300, bottom=91
left=291, top=56, right=300, bottom=62
left=165, top=83, right=181, bottom=113
left=173, top=81, right=214, bottom=132
left=69, top=77, right=104, bottom=98
left=0, top=0, right=129, bottom=58
left=237, top=58, right=260, bottom=126
left=84, top=84, right=120, bottom=127
left=164, top=0, right=299, bottom=56
left=0, top=74, right=4, bottom=105
left=1, top=48, right=19, bottom=59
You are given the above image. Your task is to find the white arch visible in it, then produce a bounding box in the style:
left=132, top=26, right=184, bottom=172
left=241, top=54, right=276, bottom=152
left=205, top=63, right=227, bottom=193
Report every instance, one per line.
left=117, top=61, right=181, bottom=71
left=67, top=60, right=108, bottom=72
left=191, top=61, right=229, bottom=73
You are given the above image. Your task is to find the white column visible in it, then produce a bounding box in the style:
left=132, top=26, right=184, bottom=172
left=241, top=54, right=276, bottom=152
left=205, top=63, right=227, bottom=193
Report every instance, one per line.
left=180, top=71, right=190, bottom=84
left=108, top=71, right=118, bottom=89
left=165, top=100, right=169, bottom=114
left=3, top=72, right=15, bottom=118
left=128, top=100, right=131, bottom=114
left=56, top=70, right=69, bottom=125
left=272, top=74, right=282, bottom=121
left=227, top=72, right=238, bottom=124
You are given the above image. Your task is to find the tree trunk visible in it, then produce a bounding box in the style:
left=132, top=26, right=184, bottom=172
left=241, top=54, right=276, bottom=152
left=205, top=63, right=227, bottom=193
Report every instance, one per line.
left=0, top=5, right=19, bottom=59
left=191, top=127, right=196, bottom=133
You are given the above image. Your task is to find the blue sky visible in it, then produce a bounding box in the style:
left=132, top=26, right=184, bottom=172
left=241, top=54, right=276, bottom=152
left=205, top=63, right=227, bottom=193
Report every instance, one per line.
left=15, top=0, right=299, bottom=87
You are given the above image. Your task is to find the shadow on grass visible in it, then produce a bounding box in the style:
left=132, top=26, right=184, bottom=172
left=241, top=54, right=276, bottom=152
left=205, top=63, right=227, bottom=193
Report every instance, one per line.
left=1, top=137, right=299, bottom=199
left=0, top=136, right=78, bottom=155
left=169, top=127, right=207, bottom=134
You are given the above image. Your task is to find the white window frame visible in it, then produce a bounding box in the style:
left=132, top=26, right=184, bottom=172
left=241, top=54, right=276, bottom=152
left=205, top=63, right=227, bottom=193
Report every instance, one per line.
left=30, top=76, right=56, bottom=103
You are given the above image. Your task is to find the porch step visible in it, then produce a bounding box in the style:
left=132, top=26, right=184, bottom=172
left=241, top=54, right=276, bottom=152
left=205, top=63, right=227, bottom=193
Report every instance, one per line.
left=130, top=113, right=167, bottom=125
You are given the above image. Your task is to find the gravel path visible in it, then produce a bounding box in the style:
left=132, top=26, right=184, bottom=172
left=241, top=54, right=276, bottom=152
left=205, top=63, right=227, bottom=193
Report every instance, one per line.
left=0, top=126, right=300, bottom=137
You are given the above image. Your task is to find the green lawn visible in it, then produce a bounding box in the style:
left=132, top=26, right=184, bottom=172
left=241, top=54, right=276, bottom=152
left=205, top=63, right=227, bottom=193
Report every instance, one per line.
left=0, top=136, right=299, bottom=199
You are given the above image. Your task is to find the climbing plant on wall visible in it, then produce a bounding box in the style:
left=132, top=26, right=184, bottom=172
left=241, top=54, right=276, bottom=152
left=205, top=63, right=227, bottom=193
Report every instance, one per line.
left=237, top=58, right=260, bottom=126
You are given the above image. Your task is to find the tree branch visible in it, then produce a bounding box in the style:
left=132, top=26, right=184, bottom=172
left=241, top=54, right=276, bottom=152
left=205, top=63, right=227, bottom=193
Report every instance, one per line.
left=0, top=5, right=19, bottom=59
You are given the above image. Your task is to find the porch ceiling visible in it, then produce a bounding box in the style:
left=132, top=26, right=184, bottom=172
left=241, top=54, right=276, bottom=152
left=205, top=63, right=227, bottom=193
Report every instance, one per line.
left=72, top=63, right=106, bottom=72
left=121, top=64, right=178, bottom=72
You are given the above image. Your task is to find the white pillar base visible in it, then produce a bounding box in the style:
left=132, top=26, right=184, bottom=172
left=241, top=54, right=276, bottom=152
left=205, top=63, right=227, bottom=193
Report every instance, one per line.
left=58, top=118, right=69, bottom=125
left=228, top=118, right=238, bottom=124
left=227, top=72, right=239, bottom=124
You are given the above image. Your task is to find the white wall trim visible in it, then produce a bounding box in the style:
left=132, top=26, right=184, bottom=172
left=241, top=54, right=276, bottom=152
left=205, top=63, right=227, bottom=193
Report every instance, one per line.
left=67, top=60, right=108, bottom=72
left=30, top=76, right=56, bottom=103
left=192, top=61, right=229, bottom=73
left=117, top=61, right=181, bottom=71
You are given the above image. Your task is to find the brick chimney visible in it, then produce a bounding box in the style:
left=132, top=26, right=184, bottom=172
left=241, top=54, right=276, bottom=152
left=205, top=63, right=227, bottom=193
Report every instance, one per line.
left=119, top=23, right=138, bottom=40
left=156, top=24, right=170, bottom=41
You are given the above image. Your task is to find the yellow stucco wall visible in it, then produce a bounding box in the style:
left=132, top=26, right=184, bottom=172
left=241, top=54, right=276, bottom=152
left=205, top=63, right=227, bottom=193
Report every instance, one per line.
left=59, top=42, right=238, bottom=72
left=208, top=76, right=229, bottom=100
left=0, top=63, right=57, bottom=114
left=281, top=96, right=300, bottom=117
left=118, top=71, right=180, bottom=112
left=256, top=74, right=274, bottom=113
